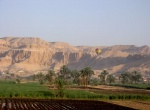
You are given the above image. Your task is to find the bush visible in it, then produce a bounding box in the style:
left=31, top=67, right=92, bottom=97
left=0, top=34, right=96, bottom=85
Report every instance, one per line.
left=16, top=79, right=20, bottom=84
left=109, top=95, right=117, bottom=100
left=8, top=81, right=16, bottom=84
left=39, top=80, right=45, bottom=85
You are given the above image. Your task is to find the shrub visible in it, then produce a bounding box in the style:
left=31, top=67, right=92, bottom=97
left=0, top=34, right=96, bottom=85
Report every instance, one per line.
left=8, top=81, right=16, bottom=84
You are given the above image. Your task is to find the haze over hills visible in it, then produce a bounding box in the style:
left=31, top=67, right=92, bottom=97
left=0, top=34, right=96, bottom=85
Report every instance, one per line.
left=0, top=37, right=150, bottom=77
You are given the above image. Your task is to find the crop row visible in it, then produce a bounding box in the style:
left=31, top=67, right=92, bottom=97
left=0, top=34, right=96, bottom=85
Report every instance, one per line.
left=0, top=98, right=135, bottom=110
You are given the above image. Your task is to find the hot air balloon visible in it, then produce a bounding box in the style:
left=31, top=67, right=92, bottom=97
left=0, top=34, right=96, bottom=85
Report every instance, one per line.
left=95, top=48, right=101, bottom=55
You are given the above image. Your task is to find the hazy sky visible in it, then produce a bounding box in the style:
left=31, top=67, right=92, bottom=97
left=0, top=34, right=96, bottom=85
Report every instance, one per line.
left=0, top=0, right=150, bottom=46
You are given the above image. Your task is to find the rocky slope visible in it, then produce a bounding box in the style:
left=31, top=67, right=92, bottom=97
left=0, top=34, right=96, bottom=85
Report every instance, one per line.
left=0, top=37, right=150, bottom=76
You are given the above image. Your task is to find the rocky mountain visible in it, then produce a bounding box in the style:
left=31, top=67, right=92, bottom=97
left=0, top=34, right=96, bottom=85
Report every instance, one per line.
left=0, top=37, right=150, bottom=77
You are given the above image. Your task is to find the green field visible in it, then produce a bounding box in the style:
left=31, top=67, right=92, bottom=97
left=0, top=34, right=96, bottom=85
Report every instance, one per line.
left=0, top=80, right=150, bottom=100
left=0, top=80, right=52, bottom=98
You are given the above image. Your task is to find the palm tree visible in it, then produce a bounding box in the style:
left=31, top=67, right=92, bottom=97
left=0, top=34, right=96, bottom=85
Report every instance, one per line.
left=120, top=72, right=130, bottom=84
left=80, top=69, right=86, bottom=87
left=106, top=74, right=115, bottom=84
left=91, top=78, right=99, bottom=86
left=32, top=74, right=36, bottom=81
left=98, top=70, right=109, bottom=85
left=36, top=72, right=45, bottom=84
left=59, top=65, right=71, bottom=84
left=130, top=71, right=142, bottom=83
left=71, top=70, right=80, bottom=85
left=46, top=70, right=55, bottom=84
left=84, top=67, right=94, bottom=86
left=80, top=67, right=94, bottom=88
left=56, top=78, right=65, bottom=98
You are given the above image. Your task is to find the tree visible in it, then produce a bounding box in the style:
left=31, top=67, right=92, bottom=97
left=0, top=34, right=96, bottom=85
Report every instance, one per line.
left=90, top=78, right=99, bottom=86
left=56, top=78, right=65, bottom=98
left=106, top=74, right=115, bottom=84
left=36, top=72, right=45, bottom=85
left=80, top=67, right=94, bottom=88
left=130, top=71, right=142, bottom=83
left=16, top=78, right=20, bottom=84
left=84, top=67, right=94, bottom=86
left=80, top=69, right=86, bottom=87
left=46, top=70, right=55, bottom=84
left=32, top=74, right=36, bottom=81
left=98, top=70, right=109, bottom=85
left=59, top=65, right=71, bottom=84
left=120, top=72, right=130, bottom=84
left=71, top=70, right=80, bottom=85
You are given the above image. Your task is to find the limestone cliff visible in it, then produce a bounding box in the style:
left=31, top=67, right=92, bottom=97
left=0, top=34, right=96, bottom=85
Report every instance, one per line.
left=0, top=37, right=150, bottom=77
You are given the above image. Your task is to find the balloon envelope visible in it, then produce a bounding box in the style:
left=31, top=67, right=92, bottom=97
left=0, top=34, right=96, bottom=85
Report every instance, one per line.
left=95, top=48, right=101, bottom=54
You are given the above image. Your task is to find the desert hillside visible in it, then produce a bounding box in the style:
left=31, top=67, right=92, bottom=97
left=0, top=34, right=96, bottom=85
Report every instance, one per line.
left=0, top=37, right=150, bottom=77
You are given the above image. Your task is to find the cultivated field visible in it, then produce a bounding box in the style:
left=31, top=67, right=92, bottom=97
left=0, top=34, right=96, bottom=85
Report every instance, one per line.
left=0, top=98, right=136, bottom=110
left=0, top=80, right=150, bottom=110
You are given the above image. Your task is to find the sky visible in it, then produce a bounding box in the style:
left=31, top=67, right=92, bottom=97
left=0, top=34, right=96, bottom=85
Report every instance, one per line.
left=0, top=0, right=150, bottom=46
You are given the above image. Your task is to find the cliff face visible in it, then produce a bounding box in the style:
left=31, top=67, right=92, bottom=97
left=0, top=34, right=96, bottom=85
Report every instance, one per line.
left=0, top=37, right=150, bottom=76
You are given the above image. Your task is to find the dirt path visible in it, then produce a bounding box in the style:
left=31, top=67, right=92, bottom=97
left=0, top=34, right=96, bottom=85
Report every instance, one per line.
left=107, top=100, right=150, bottom=110
left=64, top=85, right=150, bottom=95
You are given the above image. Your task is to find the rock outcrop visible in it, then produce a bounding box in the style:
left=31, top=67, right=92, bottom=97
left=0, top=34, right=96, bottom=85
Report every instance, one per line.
left=0, top=37, right=150, bottom=77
